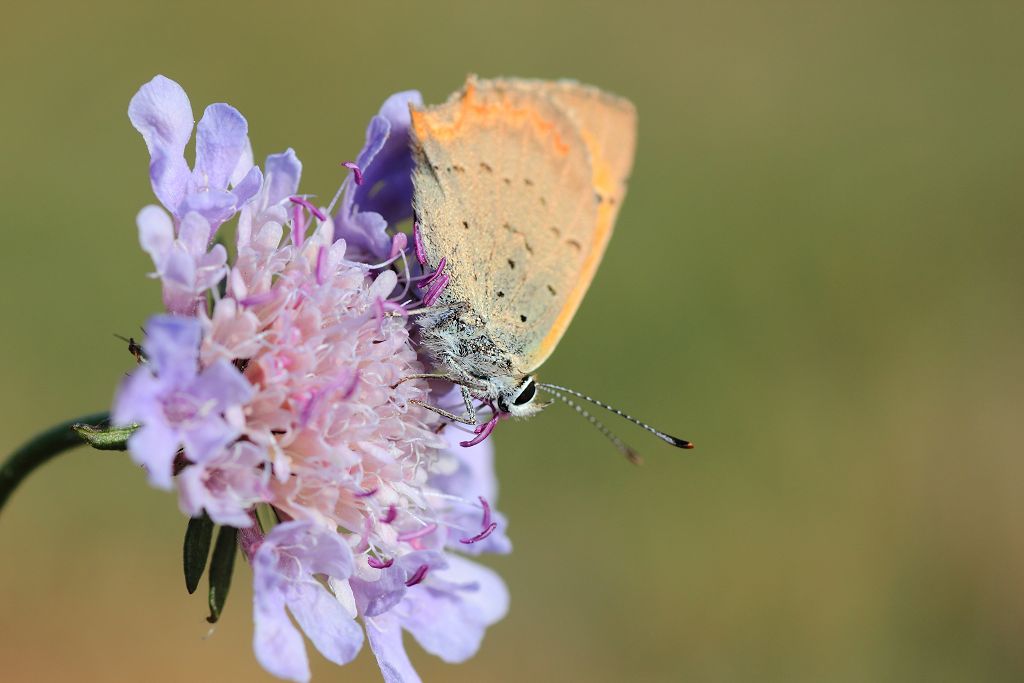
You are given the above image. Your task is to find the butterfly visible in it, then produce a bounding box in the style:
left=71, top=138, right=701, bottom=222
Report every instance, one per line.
left=401, top=75, right=690, bottom=457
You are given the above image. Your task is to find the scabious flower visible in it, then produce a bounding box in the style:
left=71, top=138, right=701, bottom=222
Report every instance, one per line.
left=113, top=75, right=510, bottom=683
left=333, top=90, right=422, bottom=263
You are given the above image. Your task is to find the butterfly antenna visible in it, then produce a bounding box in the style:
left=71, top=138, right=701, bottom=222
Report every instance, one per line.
left=537, top=383, right=693, bottom=450
left=538, top=385, right=644, bottom=465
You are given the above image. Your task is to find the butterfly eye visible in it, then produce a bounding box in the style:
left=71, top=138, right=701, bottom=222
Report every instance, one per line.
left=513, top=378, right=537, bottom=406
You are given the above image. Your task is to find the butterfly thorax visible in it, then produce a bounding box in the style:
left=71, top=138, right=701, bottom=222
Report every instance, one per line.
left=415, top=302, right=546, bottom=418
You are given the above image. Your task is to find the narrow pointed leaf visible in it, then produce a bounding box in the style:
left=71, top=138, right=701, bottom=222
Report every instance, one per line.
left=255, top=502, right=279, bottom=534
left=207, top=525, right=238, bottom=623
left=183, top=514, right=214, bottom=594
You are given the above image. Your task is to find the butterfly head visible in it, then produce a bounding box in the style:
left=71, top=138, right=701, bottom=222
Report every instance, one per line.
left=496, top=375, right=549, bottom=418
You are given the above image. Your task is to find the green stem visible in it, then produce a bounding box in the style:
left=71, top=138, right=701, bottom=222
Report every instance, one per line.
left=0, top=411, right=119, bottom=516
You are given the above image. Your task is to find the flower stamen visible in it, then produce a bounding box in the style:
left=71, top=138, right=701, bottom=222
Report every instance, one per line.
left=405, top=564, right=429, bottom=587
left=342, top=161, right=363, bottom=185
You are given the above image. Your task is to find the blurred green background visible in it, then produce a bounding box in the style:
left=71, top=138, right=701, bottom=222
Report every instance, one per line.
left=2, top=1, right=1023, bottom=681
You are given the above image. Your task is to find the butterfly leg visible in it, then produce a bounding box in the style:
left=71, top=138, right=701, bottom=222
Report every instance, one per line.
left=410, top=399, right=477, bottom=425
left=392, top=305, right=450, bottom=319
left=408, top=387, right=483, bottom=426
left=392, top=373, right=454, bottom=388
left=392, top=374, right=487, bottom=392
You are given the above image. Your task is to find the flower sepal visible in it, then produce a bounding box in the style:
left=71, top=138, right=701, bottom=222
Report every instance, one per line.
left=72, top=420, right=139, bottom=451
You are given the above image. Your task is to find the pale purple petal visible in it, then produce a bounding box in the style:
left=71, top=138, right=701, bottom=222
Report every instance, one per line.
left=430, top=420, right=511, bottom=554
left=352, top=550, right=446, bottom=617
left=160, top=250, right=199, bottom=314
left=143, top=315, right=201, bottom=383
left=400, top=556, right=508, bottom=663
left=252, top=522, right=362, bottom=681
left=178, top=189, right=238, bottom=226
left=287, top=582, right=364, bottom=666
left=194, top=243, right=228, bottom=292
left=353, top=91, right=421, bottom=224
left=177, top=212, right=211, bottom=254
left=264, top=149, right=303, bottom=207
left=334, top=210, right=390, bottom=263
left=137, top=205, right=174, bottom=267
left=230, top=139, right=255, bottom=186
left=161, top=246, right=197, bottom=288
left=177, top=441, right=267, bottom=525
left=193, top=103, right=249, bottom=192
left=365, top=614, right=422, bottom=683
left=179, top=417, right=237, bottom=464
left=355, top=116, right=389, bottom=170
left=125, top=421, right=180, bottom=490
left=191, top=358, right=253, bottom=407
left=149, top=155, right=193, bottom=215
left=254, top=588, right=311, bottom=683
left=232, top=165, right=263, bottom=208
left=128, top=76, right=193, bottom=157
left=332, top=91, right=421, bottom=262
left=177, top=466, right=254, bottom=526
left=112, top=368, right=163, bottom=427
left=351, top=566, right=407, bottom=618
left=440, top=555, right=509, bottom=625
left=300, top=531, right=356, bottom=580
left=128, top=75, right=194, bottom=212
left=433, top=426, right=498, bottom=502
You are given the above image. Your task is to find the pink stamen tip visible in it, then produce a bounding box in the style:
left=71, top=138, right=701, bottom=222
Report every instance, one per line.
left=342, top=161, right=364, bottom=186
left=341, top=371, right=360, bottom=400
left=422, top=273, right=449, bottom=307
left=479, top=496, right=493, bottom=527
left=355, top=487, right=378, bottom=498
left=354, top=517, right=373, bottom=554
left=289, top=195, right=327, bottom=221
left=405, top=564, right=429, bottom=587
left=316, top=245, right=329, bottom=285
left=413, top=222, right=427, bottom=266
left=381, top=505, right=397, bottom=524
left=418, top=257, right=447, bottom=289
left=299, top=389, right=321, bottom=427
left=459, top=415, right=499, bottom=447
left=460, top=522, right=498, bottom=545
left=367, top=556, right=394, bottom=569
left=397, top=523, right=438, bottom=542
left=389, top=232, right=408, bottom=260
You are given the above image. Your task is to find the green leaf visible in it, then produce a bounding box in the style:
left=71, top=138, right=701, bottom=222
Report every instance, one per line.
left=207, top=525, right=238, bottom=624
left=183, top=514, right=214, bottom=595
left=72, top=421, right=138, bottom=451
left=255, top=502, right=279, bottom=534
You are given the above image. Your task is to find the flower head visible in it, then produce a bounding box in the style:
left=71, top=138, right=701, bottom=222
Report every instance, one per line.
left=115, top=75, right=511, bottom=682
left=129, top=75, right=262, bottom=228
left=333, top=91, right=422, bottom=263
left=251, top=521, right=363, bottom=682
left=113, top=315, right=252, bottom=489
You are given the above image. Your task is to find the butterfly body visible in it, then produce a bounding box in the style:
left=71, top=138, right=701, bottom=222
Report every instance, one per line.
left=409, top=76, right=637, bottom=418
